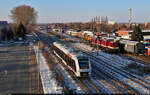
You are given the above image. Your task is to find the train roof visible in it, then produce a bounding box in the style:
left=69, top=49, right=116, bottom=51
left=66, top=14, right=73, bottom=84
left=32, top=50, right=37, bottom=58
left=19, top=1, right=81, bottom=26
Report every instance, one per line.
left=53, top=41, right=87, bottom=58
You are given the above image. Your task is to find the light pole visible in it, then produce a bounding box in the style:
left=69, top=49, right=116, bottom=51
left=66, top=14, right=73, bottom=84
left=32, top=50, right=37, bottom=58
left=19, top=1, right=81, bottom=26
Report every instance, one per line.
left=97, top=38, right=99, bottom=56
left=0, top=30, right=1, bottom=43
left=37, top=41, right=40, bottom=93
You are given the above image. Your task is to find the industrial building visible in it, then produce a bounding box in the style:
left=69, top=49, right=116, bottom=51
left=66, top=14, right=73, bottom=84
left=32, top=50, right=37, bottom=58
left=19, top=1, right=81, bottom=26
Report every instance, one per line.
left=117, top=29, right=150, bottom=40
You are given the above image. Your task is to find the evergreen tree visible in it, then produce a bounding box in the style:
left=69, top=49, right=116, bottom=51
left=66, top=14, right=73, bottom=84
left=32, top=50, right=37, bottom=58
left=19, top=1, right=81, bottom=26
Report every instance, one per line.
left=0, top=27, right=14, bottom=41
left=131, top=25, right=143, bottom=42
left=93, top=27, right=97, bottom=35
left=7, top=28, right=14, bottom=40
left=17, top=23, right=26, bottom=40
left=1, top=27, right=7, bottom=41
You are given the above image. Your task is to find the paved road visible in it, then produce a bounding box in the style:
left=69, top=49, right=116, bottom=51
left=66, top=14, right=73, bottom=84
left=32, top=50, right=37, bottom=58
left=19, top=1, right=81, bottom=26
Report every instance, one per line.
left=0, top=43, right=38, bottom=94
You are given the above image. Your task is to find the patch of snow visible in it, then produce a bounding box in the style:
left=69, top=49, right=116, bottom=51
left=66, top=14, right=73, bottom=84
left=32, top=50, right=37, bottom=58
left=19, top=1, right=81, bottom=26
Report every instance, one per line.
left=34, top=46, right=62, bottom=94
left=144, top=75, right=150, bottom=81
left=73, top=42, right=150, bottom=78
left=93, top=59, right=150, bottom=94
left=124, top=79, right=150, bottom=94
left=90, top=78, right=112, bottom=93
left=72, top=43, right=94, bottom=51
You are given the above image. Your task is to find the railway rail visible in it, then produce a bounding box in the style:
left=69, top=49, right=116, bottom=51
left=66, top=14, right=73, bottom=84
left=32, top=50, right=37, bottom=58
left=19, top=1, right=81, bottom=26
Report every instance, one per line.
left=72, top=43, right=150, bottom=91
left=88, top=51, right=150, bottom=85
left=33, top=31, right=103, bottom=94
left=84, top=52, right=150, bottom=94
left=48, top=30, right=150, bottom=94
left=33, top=30, right=150, bottom=94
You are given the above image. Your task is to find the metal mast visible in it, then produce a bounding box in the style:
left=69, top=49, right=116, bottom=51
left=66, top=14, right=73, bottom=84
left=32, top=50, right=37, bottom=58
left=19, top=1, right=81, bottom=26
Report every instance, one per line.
left=129, top=8, right=132, bottom=26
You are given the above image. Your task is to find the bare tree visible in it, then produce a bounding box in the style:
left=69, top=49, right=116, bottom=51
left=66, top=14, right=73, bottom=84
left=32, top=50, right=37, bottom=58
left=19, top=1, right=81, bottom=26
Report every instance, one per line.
left=10, top=5, right=37, bottom=33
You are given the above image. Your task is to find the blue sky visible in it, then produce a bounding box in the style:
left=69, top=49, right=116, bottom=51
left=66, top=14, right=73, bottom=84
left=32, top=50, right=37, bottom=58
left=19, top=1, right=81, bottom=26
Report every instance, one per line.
left=0, top=0, right=150, bottom=23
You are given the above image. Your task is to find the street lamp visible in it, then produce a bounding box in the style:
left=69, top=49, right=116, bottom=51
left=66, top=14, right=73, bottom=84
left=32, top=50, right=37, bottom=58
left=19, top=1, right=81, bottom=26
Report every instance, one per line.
left=37, top=41, right=41, bottom=94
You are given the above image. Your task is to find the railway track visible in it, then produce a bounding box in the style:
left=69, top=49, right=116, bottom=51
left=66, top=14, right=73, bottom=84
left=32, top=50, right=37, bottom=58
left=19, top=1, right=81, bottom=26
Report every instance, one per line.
left=33, top=31, right=104, bottom=94
left=35, top=31, right=132, bottom=94
left=34, top=30, right=150, bottom=94
left=71, top=43, right=150, bottom=94
left=85, top=52, right=150, bottom=94
left=52, top=49, right=104, bottom=94
left=89, top=52, right=150, bottom=85
left=92, top=69, right=128, bottom=94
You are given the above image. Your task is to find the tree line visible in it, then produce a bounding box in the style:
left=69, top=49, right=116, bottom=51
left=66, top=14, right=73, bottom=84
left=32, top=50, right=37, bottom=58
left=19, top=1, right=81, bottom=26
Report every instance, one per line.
left=0, top=5, right=37, bottom=42
left=0, top=23, right=26, bottom=42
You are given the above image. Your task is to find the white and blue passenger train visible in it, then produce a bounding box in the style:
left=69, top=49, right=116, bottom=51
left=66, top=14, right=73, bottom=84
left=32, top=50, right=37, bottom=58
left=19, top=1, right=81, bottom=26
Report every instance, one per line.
left=53, top=41, right=91, bottom=77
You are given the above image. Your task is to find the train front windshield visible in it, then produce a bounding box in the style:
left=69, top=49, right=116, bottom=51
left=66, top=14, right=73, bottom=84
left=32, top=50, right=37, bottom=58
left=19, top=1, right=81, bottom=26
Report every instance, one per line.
left=78, top=58, right=89, bottom=69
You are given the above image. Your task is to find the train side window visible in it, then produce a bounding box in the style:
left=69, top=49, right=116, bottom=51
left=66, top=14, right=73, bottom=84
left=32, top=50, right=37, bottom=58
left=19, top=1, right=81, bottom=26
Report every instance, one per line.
left=65, top=55, right=68, bottom=63
left=73, top=60, right=76, bottom=72
left=63, top=52, right=66, bottom=60
left=70, top=58, right=74, bottom=69
left=68, top=57, right=73, bottom=69
left=68, top=57, right=70, bottom=66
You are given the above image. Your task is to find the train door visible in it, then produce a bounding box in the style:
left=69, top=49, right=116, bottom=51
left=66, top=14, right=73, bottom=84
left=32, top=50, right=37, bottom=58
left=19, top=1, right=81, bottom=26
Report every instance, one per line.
left=73, top=60, right=76, bottom=72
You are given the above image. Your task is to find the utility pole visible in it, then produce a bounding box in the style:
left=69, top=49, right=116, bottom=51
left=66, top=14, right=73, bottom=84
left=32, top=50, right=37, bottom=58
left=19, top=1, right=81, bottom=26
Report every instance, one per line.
left=0, top=30, right=1, bottom=43
left=100, top=16, right=102, bottom=24
left=37, top=42, right=40, bottom=94
left=91, top=18, right=94, bottom=32
left=106, top=16, right=108, bottom=24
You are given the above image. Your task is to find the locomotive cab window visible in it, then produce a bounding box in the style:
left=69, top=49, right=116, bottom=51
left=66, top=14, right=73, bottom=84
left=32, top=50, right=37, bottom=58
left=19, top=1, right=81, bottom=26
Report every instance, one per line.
left=78, top=58, right=89, bottom=69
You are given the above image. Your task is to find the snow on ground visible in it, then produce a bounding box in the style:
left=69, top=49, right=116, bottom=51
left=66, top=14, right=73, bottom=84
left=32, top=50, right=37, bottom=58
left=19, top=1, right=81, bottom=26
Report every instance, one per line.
left=91, top=50, right=132, bottom=67
left=72, top=42, right=150, bottom=76
left=124, top=79, right=150, bottom=94
left=145, top=75, right=150, bottom=81
left=52, top=54, right=86, bottom=94
left=71, top=42, right=94, bottom=51
left=34, top=46, right=62, bottom=94
left=93, top=59, right=150, bottom=94
left=92, top=50, right=150, bottom=77
left=95, top=51, right=132, bottom=66
left=72, top=42, right=150, bottom=93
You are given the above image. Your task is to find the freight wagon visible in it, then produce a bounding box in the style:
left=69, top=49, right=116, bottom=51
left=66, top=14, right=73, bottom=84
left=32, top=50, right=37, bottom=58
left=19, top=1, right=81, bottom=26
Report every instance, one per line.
left=119, top=40, right=145, bottom=54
